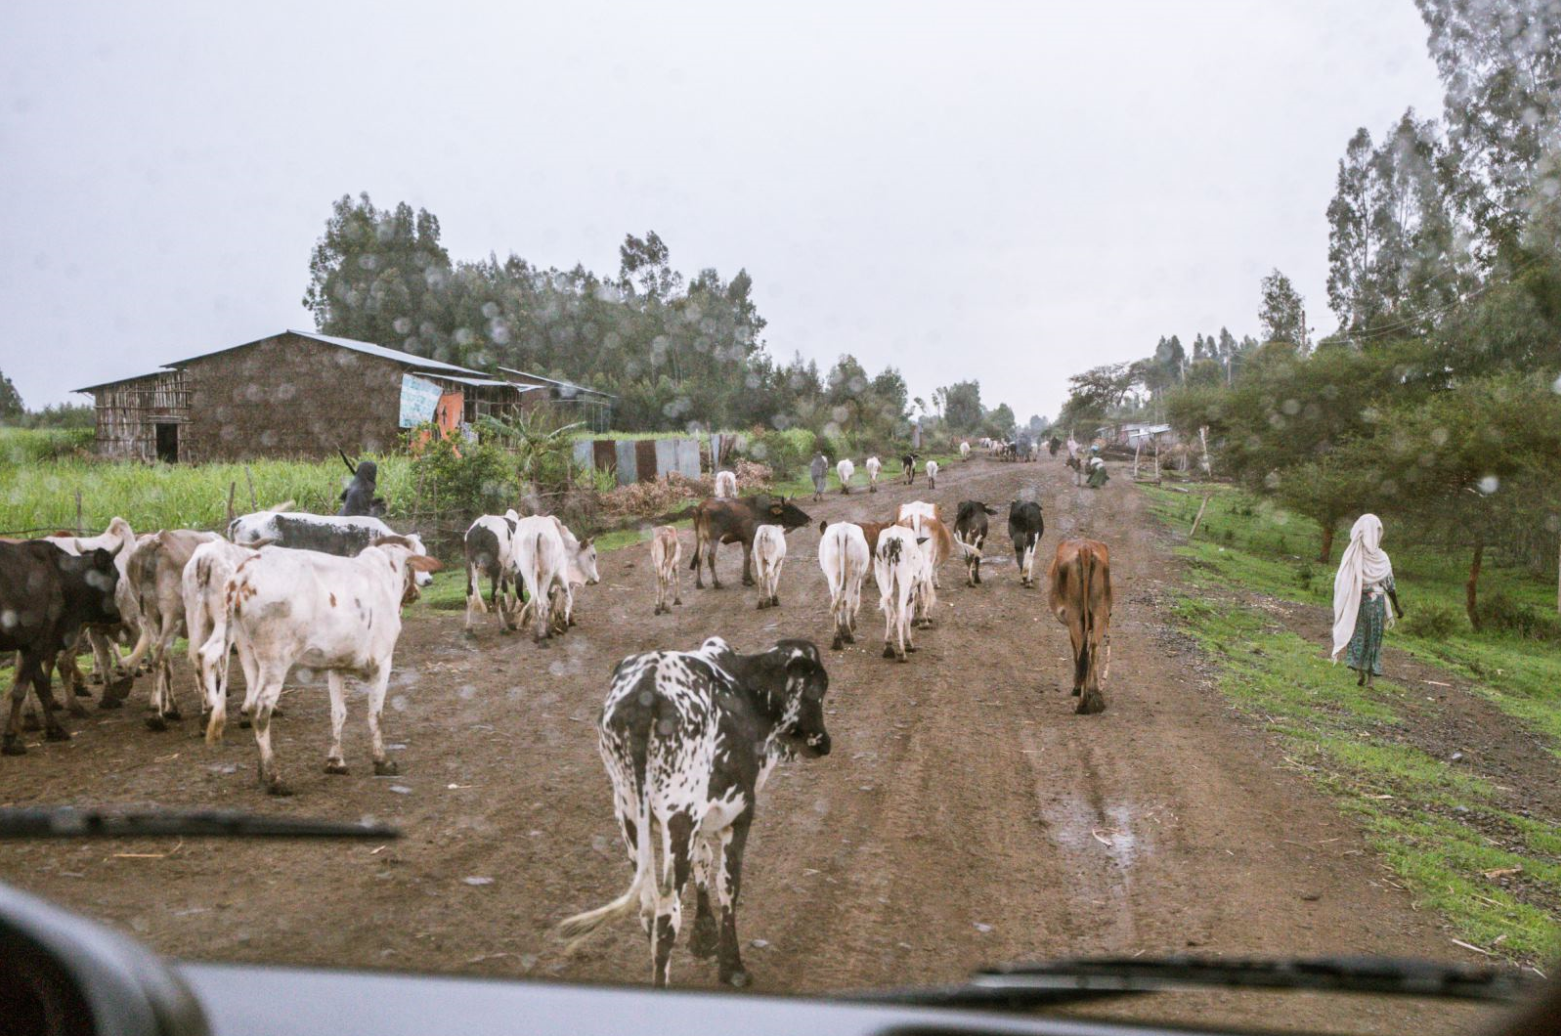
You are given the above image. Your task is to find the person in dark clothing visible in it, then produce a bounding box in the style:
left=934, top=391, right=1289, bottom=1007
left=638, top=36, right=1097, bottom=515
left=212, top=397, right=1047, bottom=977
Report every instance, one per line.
left=339, top=454, right=386, bottom=517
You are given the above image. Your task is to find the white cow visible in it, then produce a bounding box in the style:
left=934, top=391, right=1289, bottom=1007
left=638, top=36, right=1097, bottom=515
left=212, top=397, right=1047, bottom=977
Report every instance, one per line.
left=835, top=458, right=854, bottom=495
left=183, top=538, right=269, bottom=725
left=926, top=459, right=939, bottom=489
left=512, top=516, right=598, bottom=643
left=650, top=526, right=682, bottom=615
left=959, top=441, right=970, bottom=461
left=817, top=520, right=870, bottom=650
left=713, top=471, right=738, bottom=499
left=463, top=511, right=522, bottom=632
left=875, top=525, right=925, bottom=662
left=200, top=537, right=441, bottom=795
left=752, top=524, right=787, bottom=609
left=864, top=456, right=881, bottom=493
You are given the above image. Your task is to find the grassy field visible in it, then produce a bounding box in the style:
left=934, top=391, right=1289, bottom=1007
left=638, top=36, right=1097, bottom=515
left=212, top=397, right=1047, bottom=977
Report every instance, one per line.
left=1143, top=482, right=1560, bottom=965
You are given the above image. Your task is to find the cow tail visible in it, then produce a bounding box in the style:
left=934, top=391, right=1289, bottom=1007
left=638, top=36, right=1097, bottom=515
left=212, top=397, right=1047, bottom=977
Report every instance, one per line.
left=201, top=571, right=239, bottom=746
left=558, top=751, right=657, bottom=948
left=467, top=558, right=486, bottom=614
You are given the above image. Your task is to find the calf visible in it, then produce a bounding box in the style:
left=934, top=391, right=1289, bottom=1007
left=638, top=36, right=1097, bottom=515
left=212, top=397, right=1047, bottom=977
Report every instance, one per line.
left=464, top=511, right=522, bottom=633
left=1048, top=539, right=1113, bottom=714
left=512, top=516, right=594, bottom=644
left=713, top=470, right=738, bottom=500
left=864, top=456, right=881, bottom=493
left=229, top=512, right=436, bottom=589
left=953, top=501, right=998, bottom=586
left=200, top=537, right=442, bottom=793
left=835, top=458, right=854, bottom=494
left=816, top=520, right=870, bottom=650
left=1, top=540, right=124, bottom=753
left=875, top=526, right=925, bottom=661
left=925, top=459, right=939, bottom=489
left=751, top=525, right=787, bottom=609
left=1008, top=500, right=1045, bottom=587
left=689, top=495, right=811, bottom=589
left=558, top=637, right=831, bottom=987
left=650, top=526, right=682, bottom=616
left=120, top=529, right=221, bottom=730
left=900, top=452, right=919, bottom=485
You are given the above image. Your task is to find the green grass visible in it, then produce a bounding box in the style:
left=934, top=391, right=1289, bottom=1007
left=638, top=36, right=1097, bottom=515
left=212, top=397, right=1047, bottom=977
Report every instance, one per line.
left=1146, top=483, right=1561, bottom=752
left=1147, top=482, right=1561, bottom=964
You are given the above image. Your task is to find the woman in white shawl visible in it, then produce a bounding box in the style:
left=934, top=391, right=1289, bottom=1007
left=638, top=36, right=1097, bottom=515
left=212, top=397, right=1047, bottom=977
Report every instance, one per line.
left=1331, top=514, right=1404, bottom=686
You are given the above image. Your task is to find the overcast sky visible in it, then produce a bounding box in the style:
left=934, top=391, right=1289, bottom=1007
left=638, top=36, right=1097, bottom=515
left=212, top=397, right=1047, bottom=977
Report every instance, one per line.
left=1, top=1, right=1446, bottom=422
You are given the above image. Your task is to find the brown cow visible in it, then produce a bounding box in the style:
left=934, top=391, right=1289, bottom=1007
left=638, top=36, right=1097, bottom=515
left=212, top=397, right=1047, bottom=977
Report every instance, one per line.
left=689, top=495, right=811, bottom=589
left=1047, top=538, right=1112, bottom=714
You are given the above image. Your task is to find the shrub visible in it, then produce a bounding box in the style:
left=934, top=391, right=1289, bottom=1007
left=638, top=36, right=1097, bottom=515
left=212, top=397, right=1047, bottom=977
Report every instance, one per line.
left=1402, top=602, right=1460, bottom=640
left=1295, top=560, right=1315, bottom=592
left=408, top=434, right=520, bottom=518
left=599, top=477, right=694, bottom=521
left=1478, top=591, right=1561, bottom=643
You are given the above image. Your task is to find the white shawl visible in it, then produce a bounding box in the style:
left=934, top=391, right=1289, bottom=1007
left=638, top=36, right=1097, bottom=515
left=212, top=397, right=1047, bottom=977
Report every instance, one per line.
left=1331, top=513, right=1395, bottom=660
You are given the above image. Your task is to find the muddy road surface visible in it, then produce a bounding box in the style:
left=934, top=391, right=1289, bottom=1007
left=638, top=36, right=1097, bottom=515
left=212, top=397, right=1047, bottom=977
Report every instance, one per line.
left=0, top=456, right=1499, bottom=1034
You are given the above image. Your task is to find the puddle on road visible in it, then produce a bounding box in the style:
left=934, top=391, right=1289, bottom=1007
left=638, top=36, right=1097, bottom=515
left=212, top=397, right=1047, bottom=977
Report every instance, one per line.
left=1043, top=798, right=1145, bottom=869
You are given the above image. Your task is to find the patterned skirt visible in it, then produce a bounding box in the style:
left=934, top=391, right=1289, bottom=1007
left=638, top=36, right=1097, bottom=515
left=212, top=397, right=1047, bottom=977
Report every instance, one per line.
left=1345, top=593, right=1388, bottom=677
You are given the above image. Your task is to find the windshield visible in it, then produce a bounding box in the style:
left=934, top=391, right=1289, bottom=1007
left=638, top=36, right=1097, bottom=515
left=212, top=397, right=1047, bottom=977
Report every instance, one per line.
left=0, top=3, right=1556, bottom=1035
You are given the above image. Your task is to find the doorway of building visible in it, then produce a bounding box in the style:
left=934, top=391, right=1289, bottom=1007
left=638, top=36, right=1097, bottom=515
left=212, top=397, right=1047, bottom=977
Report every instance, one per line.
left=155, top=423, right=178, bottom=463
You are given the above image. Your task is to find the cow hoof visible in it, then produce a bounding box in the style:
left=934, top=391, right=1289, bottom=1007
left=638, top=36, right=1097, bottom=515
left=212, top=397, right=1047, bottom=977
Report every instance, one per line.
left=265, top=780, right=293, bottom=797
left=463, top=628, right=478, bottom=639
left=238, top=717, right=252, bottom=729
left=1071, top=687, right=1081, bottom=697
left=831, top=637, right=844, bottom=651
left=723, top=969, right=751, bottom=989
left=882, top=644, right=895, bottom=659
left=690, top=915, right=719, bottom=959
left=535, top=638, right=552, bottom=649
left=165, top=707, right=182, bottom=721
left=89, top=672, right=105, bottom=686
left=97, top=697, right=123, bottom=711
left=145, top=715, right=168, bottom=733
left=374, top=759, right=400, bottom=776
left=20, top=713, right=41, bottom=732
left=44, top=727, right=72, bottom=742
left=844, top=632, right=855, bottom=644
left=74, top=685, right=94, bottom=698
left=673, top=598, right=682, bottom=606
left=2, top=737, right=25, bottom=756
left=771, top=597, right=780, bottom=607
left=324, top=761, right=349, bottom=775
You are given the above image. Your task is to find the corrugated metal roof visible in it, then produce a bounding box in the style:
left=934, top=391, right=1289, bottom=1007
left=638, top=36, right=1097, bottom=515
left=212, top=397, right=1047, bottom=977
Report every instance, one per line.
left=74, top=368, right=180, bottom=393
left=497, top=366, right=615, bottom=398
left=439, top=376, right=539, bottom=390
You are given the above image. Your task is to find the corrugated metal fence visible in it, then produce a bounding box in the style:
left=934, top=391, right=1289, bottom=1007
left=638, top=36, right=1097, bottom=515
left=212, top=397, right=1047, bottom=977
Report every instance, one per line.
left=573, top=437, right=705, bottom=486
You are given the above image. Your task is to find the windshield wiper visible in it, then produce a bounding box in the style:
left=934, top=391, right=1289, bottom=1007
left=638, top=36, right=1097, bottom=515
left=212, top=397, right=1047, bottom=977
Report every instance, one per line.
left=846, top=955, right=1539, bottom=1010
left=0, top=807, right=400, bottom=840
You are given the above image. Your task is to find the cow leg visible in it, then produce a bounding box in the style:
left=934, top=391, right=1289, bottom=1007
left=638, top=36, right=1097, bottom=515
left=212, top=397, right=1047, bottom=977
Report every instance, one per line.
left=671, top=557, right=682, bottom=607
left=366, top=665, right=398, bottom=776
left=249, top=664, right=291, bottom=794
left=714, top=819, right=751, bottom=987
left=3, top=657, right=39, bottom=754
left=324, top=671, right=349, bottom=774
left=652, top=812, right=695, bottom=988
left=882, top=601, right=897, bottom=659
left=55, top=649, right=89, bottom=719
left=740, top=542, right=754, bottom=587
left=32, top=656, right=73, bottom=741
left=708, top=541, right=723, bottom=590
left=689, top=835, right=720, bottom=959
left=692, top=534, right=706, bottom=589
left=146, top=618, right=180, bottom=731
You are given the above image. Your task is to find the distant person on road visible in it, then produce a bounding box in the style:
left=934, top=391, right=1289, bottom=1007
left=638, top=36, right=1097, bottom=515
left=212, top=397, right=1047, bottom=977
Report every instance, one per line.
left=1085, top=453, right=1109, bottom=489
left=809, top=452, right=829, bottom=502
left=1048, top=435, right=1061, bottom=457
left=1331, top=513, right=1404, bottom=687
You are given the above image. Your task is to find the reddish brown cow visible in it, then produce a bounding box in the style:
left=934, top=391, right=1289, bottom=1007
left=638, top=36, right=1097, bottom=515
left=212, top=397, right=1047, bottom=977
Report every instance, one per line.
left=689, top=495, right=811, bottom=589
left=1047, top=538, right=1112, bottom=714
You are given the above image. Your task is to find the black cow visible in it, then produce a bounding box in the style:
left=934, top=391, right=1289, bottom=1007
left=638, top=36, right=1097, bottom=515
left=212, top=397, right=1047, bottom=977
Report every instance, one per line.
left=0, top=540, right=124, bottom=753
left=1008, top=499, right=1045, bottom=588
left=338, top=452, right=386, bottom=517
left=953, top=501, right=998, bottom=586
left=688, top=495, right=811, bottom=589
left=1048, top=435, right=1061, bottom=457
left=558, top=637, right=831, bottom=988
left=900, top=451, right=919, bottom=484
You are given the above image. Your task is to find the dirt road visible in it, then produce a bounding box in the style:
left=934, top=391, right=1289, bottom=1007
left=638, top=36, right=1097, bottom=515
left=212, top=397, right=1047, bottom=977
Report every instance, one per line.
left=0, top=456, right=1497, bottom=1033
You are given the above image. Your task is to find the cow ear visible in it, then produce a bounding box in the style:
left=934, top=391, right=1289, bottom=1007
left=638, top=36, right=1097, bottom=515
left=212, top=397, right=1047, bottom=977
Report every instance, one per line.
left=409, top=555, right=444, bottom=573
left=580, top=537, right=594, bottom=549
left=916, top=537, right=929, bottom=546
left=818, top=520, right=828, bottom=534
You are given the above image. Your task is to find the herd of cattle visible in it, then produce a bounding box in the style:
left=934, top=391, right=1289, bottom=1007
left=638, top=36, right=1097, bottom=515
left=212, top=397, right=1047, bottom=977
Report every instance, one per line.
left=0, top=441, right=1113, bottom=987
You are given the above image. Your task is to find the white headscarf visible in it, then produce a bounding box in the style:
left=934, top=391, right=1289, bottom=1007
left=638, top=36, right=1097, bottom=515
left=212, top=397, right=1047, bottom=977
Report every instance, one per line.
left=1331, top=513, right=1395, bottom=660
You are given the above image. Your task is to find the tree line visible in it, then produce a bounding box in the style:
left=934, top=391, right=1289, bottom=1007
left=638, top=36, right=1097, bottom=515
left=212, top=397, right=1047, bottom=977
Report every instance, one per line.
left=1056, top=0, right=1561, bottom=628
left=302, top=201, right=1020, bottom=449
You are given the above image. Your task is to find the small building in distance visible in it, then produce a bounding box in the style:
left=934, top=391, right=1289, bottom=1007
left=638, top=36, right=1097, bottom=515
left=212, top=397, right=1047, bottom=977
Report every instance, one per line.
left=74, top=329, right=612, bottom=463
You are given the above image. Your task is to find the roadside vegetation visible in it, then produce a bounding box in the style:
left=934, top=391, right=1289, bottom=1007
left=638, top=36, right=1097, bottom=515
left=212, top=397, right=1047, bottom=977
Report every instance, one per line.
left=1146, top=482, right=1560, bottom=966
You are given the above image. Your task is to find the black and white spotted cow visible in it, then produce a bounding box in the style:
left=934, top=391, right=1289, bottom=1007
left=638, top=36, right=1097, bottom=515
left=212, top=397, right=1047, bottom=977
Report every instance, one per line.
left=558, top=637, right=832, bottom=988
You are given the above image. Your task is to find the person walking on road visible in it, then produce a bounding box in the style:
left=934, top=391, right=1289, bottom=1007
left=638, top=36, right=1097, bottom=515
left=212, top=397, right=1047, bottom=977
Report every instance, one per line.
left=1331, top=513, right=1405, bottom=687
left=810, top=452, right=829, bottom=502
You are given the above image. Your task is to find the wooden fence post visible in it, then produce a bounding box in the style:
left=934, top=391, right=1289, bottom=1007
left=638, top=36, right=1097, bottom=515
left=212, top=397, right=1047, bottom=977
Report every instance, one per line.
left=244, top=466, right=257, bottom=511
left=75, top=489, right=83, bottom=536
left=1189, top=495, right=1211, bottom=540
left=226, top=482, right=236, bottom=529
